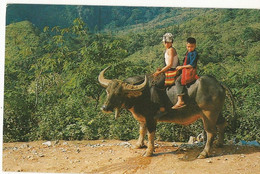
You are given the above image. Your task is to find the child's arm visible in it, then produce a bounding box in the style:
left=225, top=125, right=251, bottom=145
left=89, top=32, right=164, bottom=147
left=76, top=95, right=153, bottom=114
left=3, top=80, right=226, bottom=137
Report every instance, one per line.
left=176, top=51, right=198, bottom=71
left=159, top=48, right=174, bottom=72
left=187, top=51, right=198, bottom=68
left=153, top=48, right=176, bottom=76
left=176, top=64, right=192, bottom=71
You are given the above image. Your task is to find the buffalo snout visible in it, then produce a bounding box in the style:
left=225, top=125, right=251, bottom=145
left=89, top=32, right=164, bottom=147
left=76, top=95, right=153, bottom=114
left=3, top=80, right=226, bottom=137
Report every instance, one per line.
left=100, top=104, right=113, bottom=113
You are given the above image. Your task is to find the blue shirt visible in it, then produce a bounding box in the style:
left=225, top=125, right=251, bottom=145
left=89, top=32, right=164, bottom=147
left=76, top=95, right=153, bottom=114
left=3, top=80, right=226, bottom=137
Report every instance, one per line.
left=185, top=50, right=198, bottom=68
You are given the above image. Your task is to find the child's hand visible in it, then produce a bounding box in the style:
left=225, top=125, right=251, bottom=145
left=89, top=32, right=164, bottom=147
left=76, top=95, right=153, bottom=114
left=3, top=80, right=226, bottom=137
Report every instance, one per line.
left=153, top=71, right=160, bottom=77
left=176, top=66, right=183, bottom=71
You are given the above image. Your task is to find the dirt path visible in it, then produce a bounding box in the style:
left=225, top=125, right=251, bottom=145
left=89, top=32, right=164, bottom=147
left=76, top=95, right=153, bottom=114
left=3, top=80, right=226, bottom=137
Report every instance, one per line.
left=2, top=140, right=260, bottom=173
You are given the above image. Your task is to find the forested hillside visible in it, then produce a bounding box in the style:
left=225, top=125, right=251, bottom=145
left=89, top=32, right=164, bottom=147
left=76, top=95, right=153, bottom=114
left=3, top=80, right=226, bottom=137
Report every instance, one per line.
left=6, top=4, right=170, bottom=32
left=4, top=6, right=260, bottom=143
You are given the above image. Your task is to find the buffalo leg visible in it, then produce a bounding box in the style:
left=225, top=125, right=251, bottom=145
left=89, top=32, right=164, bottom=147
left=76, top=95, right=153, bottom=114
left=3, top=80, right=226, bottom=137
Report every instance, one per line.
left=216, top=114, right=227, bottom=147
left=143, top=119, right=156, bottom=157
left=134, top=122, right=147, bottom=149
left=198, top=110, right=218, bottom=159
left=198, top=131, right=215, bottom=159
left=143, top=130, right=155, bottom=157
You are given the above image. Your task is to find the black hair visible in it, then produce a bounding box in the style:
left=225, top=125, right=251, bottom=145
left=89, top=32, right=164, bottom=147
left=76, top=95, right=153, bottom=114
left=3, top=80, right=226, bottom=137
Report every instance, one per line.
left=187, top=37, right=196, bottom=44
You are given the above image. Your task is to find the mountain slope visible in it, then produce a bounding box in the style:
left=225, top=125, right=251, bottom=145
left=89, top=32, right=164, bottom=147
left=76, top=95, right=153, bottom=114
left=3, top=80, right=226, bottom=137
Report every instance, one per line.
left=6, top=4, right=167, bottom=31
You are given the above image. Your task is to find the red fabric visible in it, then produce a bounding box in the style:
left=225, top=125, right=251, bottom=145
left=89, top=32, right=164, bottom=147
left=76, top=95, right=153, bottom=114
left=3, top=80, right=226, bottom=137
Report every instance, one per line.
left=181, top=53, right=199, bottom=85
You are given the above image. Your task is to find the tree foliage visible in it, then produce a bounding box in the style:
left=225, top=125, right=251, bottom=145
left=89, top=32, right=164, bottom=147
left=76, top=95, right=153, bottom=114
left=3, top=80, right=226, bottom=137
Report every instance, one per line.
left=6, top=5, right=169, bottom=32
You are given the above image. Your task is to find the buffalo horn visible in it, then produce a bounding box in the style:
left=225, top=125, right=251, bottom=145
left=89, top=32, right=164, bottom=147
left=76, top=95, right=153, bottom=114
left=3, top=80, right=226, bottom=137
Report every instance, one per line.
left=98, top=66, right=112, bottom=88
left=123, top=75, right=147, bottom=92
left=115, top=108, right=120, bottom=119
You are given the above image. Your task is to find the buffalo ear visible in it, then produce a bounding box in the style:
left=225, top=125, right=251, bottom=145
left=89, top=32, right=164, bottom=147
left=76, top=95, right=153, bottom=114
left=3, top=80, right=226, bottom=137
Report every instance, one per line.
left=126, top=91, right=142, bottom=98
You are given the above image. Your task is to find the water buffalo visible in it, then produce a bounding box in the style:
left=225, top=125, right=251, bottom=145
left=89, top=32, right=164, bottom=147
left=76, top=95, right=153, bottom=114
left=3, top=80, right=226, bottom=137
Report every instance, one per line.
left=98, top=67, right=235, bottom=158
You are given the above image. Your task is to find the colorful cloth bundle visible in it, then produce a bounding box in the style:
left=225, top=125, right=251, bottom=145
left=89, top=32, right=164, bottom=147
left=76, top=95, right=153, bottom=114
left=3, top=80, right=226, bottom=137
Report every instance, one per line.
left=165, top=69, right=179, bottom=86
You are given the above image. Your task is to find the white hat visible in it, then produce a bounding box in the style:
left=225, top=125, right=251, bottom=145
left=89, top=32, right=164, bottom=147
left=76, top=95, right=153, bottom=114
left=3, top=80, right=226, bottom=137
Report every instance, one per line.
left=162, top=33, right=173, bottom=43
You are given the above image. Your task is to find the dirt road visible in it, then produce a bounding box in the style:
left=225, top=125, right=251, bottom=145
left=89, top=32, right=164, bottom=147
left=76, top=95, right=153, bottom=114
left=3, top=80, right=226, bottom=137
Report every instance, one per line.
left=2, top=140, right=260, bottom=173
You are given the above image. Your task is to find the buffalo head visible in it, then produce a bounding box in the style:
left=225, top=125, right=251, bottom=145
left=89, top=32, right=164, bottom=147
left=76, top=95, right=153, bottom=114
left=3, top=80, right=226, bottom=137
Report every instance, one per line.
left=98, top=67, right=147, bottom=119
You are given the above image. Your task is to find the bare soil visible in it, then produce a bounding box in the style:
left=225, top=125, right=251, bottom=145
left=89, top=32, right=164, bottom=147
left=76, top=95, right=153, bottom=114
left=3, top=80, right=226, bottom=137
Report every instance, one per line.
left=2, top=140, right=260, bottom=174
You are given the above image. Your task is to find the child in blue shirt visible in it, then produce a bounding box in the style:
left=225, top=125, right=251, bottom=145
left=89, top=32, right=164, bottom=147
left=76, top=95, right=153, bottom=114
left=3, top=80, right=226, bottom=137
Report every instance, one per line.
left=172, top=37, right=199, bottom=109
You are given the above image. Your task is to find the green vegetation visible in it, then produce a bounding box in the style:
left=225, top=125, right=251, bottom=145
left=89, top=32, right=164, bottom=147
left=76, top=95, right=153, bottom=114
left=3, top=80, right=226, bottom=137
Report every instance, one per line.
left=6, top=4, right=168, bottom=32
left=4, top=7, right=260, bottom=143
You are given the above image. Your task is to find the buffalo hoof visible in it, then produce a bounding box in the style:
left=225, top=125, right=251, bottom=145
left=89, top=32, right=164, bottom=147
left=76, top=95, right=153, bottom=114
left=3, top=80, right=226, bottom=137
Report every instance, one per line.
left=197, top=152, right=208, bottom=159
left=133, top=144, right=146, bottom=149
left=142, top=150, right=153, bottom=157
